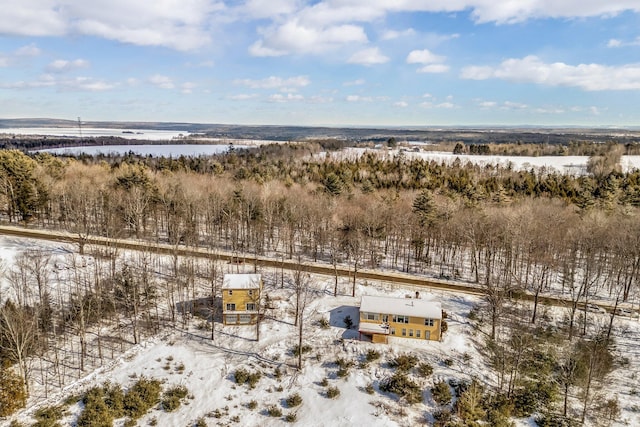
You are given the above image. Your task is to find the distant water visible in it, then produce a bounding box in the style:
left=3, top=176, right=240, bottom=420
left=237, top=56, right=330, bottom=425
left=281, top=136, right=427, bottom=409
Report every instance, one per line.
left=37, top=144, right=245, bottom=157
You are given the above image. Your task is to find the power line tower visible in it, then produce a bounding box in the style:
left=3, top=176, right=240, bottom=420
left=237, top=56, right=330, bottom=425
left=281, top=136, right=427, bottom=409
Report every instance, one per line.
left=77, top=116, right=83, bottom=138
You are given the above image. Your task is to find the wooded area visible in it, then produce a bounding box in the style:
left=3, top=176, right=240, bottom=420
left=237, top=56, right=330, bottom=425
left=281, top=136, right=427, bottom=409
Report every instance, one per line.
left=0, top=143, right=638, bottom=424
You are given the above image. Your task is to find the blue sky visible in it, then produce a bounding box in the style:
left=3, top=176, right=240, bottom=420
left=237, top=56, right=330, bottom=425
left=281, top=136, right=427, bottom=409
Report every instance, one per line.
left=1, top=1, right=640, bottom=127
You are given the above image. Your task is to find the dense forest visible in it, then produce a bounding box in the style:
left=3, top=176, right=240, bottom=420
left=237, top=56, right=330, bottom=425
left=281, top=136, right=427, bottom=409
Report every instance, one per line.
left=0, top=142, right=639, bottom=425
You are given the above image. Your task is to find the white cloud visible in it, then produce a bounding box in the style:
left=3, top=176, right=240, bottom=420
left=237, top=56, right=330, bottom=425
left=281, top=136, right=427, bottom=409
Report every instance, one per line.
left=502, top=101, right=528, bottom=110
left=420, top=100, right=456, bottom=109
left=234, top=76, right=310, bottom=89
left=478, top=101, right=497, bottom=108
left=1, top=74, right=116, bottom=91
left=47, top=59, right=89, bottom=73
left=407, top=49, right=445, bottom=64
left=243, top=0, right=298, bottom=19
left=407, top=49, right=449, bottom=73
left=269, top=93, right=304, bottom=102
left=607, top=37, right=640, bottom=47
left=393, top=101, right=408, bottom=107
left=417, top=64, right=450, bottom=73
left=381, top=28, right=415, bottom=40
left=308, top=95, right=333, bottom=103
left=461, top=55, right=640, bottom=91
left=343, top=78, right=365, bottom=86
left=228, top=94, right=259, bottom=100
left=0, top=0, right=224, bottom=51
left=250, top=19, right=367, bottom=56
left=348, top=47, right=389, bottom=65
left=346, top=95, right=372, bottom=102
left=181, top=82, right=196, bottom=94
left=149, top=74, right=175, bottom=89
left=15, top=43, right=41, bottom=57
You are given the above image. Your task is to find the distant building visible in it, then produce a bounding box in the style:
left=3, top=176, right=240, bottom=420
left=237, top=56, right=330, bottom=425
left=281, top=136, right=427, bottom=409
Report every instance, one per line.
left=222, top=274, right=262, bottom=325
left=358, top=295, right=442, bottom=343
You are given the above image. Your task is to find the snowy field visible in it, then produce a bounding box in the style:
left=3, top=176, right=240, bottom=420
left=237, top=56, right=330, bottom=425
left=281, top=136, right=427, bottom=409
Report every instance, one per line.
left=336, top=148, right=640, bottom=175
left=0, top=235, right=639, bottom=426
left=0, top=127, right=190, bottom=140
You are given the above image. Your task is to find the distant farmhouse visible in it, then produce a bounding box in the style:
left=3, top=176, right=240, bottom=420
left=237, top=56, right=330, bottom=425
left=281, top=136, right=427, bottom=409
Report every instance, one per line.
left=222, top=274, right=262, bottom=325
left=358, top=294, right=442, bottom=343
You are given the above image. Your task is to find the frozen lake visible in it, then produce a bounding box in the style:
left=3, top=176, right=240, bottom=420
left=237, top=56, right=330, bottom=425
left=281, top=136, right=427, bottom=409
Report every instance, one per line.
left=37, top=144, right=245, bottom=157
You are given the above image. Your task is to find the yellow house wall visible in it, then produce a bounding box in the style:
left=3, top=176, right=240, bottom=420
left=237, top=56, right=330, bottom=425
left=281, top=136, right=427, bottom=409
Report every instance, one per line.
left=222, top=289, right=259, bottom=311
left=359, top=312, right=441, bottom=341
left=222, top=283, right=262, bottom=325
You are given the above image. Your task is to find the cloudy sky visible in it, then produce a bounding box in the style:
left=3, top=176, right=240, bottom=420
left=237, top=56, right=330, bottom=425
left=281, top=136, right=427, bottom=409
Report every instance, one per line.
left=1, top=0, right=640, bottom=127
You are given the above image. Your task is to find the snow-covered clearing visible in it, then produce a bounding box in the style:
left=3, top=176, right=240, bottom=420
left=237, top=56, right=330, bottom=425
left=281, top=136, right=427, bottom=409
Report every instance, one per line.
left=334, top=148, right=640, bottom=175
left=0, top=235, right=639, bottom=426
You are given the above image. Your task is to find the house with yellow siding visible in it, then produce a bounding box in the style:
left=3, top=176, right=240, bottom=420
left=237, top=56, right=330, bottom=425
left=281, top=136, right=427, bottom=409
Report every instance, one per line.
left=222, top=274, right=262, bottom=325
left=358, top=295, right=442, bottom=343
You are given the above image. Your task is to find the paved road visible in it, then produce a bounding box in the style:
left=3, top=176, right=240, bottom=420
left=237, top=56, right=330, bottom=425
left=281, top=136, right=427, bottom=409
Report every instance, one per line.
left=0, top=225, right=619, bottom=313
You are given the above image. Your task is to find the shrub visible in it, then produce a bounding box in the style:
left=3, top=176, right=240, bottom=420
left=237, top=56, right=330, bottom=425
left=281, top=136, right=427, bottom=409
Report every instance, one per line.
left=335, top=358, right=354, bottom=369
left=365, top=383, right=375, bottom=394
left=32, top=405, right=66, bottom=427
left=123, top=377, right=162, bottom=420
left=379, top=372, right=422, bottom=404
left=343, top=315, right=353, bottom=329
left=247, top=400, right=258, bottom=410
left=535, top=413, right=579, bottom=427
left=432, top=408, right=452, bottom=427
left=77, top=396, right=113, bottom=427
left=285, top=393, right=303, bottom=408
left=389, top=354, right=419, bottom=372
left=337, top=367, right=349, bottom=378
left=195, top=417, right=207, bottom=427
left=319, top=378, right=329, bottom=387
left=161, top=385, right=189, bottom=412
left=267, top=404, right=282, bottom=417
left=292, top=344, right=312, bottom=357
left=0, top=366, right=27, bottom=416
left=416, top=363, right=433, bottom=377
left=431, top=381, right=452, bottom=405
left=284, top=412, right=297, bottom=422
left=443, top=358, right=454, bottom=367
left=326, top=386, right=340, bottom=399
left=234, top=368, right=262, bottom=388
left=319, top=318, right=330, bottom=329
left=365, top=349, right=380, bottom=362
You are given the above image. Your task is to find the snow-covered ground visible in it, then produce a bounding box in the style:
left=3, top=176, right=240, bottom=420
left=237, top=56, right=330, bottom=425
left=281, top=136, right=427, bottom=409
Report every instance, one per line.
left=0, top=128, right=190, bottom=140
left=1, top=235, right=639, bottom=426
left=335, top=148, right=640, bottom=175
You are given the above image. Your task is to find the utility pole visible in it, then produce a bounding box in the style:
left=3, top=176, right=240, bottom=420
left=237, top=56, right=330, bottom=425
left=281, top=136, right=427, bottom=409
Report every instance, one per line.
left=77, top=117, right=83, bottom=139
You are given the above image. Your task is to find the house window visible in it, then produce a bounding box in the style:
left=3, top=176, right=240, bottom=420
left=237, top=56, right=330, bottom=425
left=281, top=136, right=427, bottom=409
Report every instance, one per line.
left=226, top=303, right=236, bottom=311
left=393, top=315, right=409, bottom=324
left=366, top=312, right=379, bottom=321
left=416, top=330, right=421, bottom=338
left=246, top=303, right=256, bottom=311
left=390, top=328, right=396, bottom=335
left=228, top=290, right=233, bottom=296
left=382, top=315, right=388, bottom=322
left=401, top=328, right=406, bottom=336
left=425, top=318, right=434, bottom=327
left=409, top=329, right=414, bottom=337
